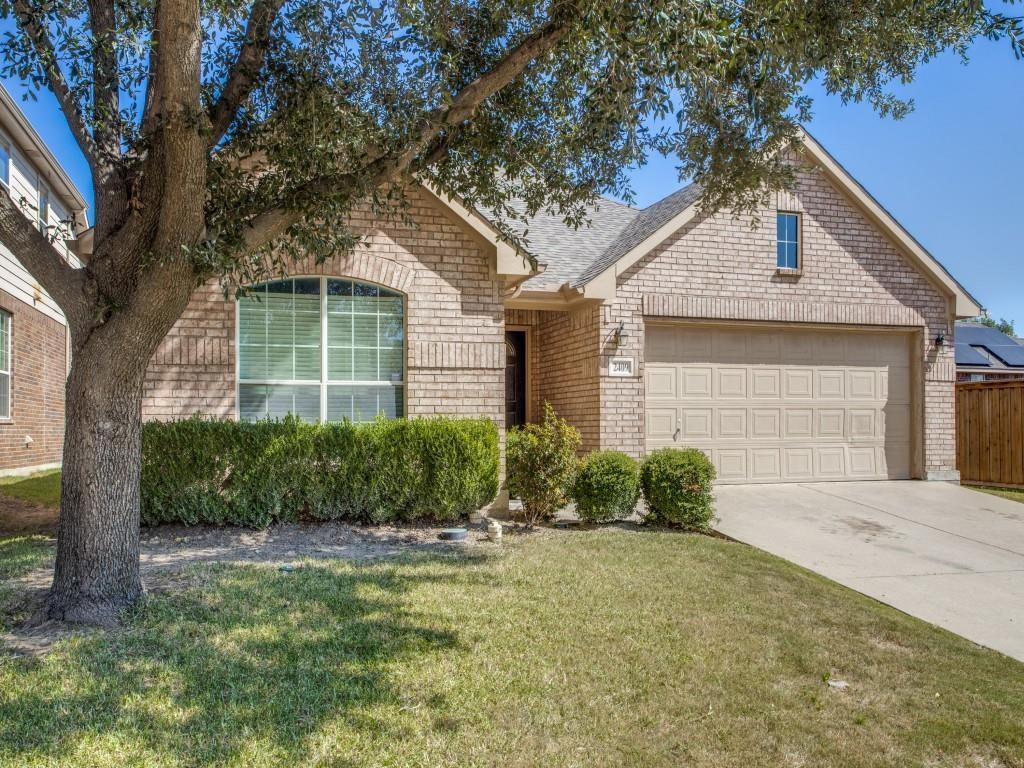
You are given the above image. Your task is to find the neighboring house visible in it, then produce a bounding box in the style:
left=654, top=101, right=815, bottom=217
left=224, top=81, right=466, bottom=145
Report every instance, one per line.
left=143, top=129, right=980, bottom=489
left=955, top=322, right=1024, bottom=382
left=0, top=87, right=88, bottom=475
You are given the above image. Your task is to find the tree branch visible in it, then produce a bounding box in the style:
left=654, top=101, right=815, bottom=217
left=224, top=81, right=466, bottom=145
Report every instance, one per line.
left=88, top=0, right=122, bottom=161
left=10, top=0, right=102, bottom=172
left=208, top=0, right=287, bottom=148
left=0, top=189, right=86, bottom=321
left=239, top=8, right=578, bottom=252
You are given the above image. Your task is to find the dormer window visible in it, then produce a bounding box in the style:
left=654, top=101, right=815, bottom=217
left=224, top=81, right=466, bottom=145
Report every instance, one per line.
left=776, top=212, right=800, bottom=270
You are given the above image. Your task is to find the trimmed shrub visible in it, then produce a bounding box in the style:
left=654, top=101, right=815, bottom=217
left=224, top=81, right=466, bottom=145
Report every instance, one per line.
left=570, top=450, right=640, bottom=523
left=506, top=403, right=581, bottom=526
left=639, top=448, right=716, bottom=529
left=140, top=415, right=499, bottom=527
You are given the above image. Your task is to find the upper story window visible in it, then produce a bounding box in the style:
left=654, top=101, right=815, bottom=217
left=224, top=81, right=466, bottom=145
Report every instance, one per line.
left=0, top=141, right=9, bottom=188
left=776, top=212, right=800, bottom=270
left=37, top=187, right=49, bottom=234
left=0, top=310, right=11, bottom=420
left=237, top=277, right=405, bottom=423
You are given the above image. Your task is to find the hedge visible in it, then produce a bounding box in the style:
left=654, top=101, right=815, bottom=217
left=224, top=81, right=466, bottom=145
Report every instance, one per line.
left=570, top=450, right=640, bottom=523
left=140, top=416, right=500, bottom=527
left=639, top=448, right=716, bottom=529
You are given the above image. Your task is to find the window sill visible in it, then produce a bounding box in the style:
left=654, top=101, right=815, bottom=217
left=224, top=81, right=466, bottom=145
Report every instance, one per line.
left=775, top=267, right=803, bottom=278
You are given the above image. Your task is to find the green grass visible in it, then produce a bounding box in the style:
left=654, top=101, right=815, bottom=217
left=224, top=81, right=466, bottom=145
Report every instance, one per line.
left=0, top=470, right=61, bottom=507
left=0, top=536, right=54, bottom=631
left=969, top=485, right=1024, bottom=505
left=1, top=531, right=1022, bottom=767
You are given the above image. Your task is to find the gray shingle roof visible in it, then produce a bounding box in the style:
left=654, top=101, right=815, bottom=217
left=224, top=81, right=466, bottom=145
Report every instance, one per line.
left=483, top=183, right=701, bottom=291
left=955, top=322, right=1024, bottom=368
left=572, top=183, right=702, bottom=287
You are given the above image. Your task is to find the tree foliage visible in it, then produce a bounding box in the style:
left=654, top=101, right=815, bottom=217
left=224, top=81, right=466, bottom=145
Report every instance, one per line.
left=1, top=0, right=1020, bottom=295
left=974, top=313, right=1017, bottom=336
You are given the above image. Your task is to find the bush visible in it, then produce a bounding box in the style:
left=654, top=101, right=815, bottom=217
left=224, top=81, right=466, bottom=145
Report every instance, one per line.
left=570, top=450, right=640, bottom=523
left=140, top=415, right=499, bottom=527
left=639, top=448, right=716, bottom=529
left=506, top=403, right=581, bottom=526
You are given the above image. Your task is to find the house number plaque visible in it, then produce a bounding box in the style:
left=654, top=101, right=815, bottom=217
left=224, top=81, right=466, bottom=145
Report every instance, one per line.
left=609, top=357, right=635, bottom=377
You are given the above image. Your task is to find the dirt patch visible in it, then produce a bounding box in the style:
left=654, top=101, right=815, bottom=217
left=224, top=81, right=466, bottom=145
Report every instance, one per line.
left=0, top=496, right=58, bottom=537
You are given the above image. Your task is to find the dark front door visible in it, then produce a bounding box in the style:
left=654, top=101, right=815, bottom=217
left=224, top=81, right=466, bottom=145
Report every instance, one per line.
left=505, top=330, right=527, bottom=429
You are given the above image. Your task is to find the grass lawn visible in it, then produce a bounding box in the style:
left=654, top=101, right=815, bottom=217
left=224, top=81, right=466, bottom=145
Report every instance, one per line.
left=0, top=470, right=61, bottom=507
left=1, top=531, right=1022, bottom=767
left=969, top=485, right=1024, bottom=505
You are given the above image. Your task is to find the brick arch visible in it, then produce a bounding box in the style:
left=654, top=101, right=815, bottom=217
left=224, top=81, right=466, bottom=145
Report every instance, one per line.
left=292, top=251, right=416, bottom=295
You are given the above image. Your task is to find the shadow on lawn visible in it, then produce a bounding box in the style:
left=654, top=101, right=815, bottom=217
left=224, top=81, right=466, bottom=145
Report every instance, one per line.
left=0, top=553, right=484, bottom=766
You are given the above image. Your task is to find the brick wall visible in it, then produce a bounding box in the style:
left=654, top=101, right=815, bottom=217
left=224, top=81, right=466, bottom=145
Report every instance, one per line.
left=504, top=306, right=602, bottom=452
left=143, top=187, right=506, bottom=433
left=505, top=308, right=543, bottom=424
left=0, top=289, right=66, bottom=472
left=600, top=162, right=956, bottom=476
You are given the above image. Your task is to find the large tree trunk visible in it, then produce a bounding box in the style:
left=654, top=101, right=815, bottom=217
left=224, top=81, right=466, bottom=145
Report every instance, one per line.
left=46, top=333, right=152, bottom=625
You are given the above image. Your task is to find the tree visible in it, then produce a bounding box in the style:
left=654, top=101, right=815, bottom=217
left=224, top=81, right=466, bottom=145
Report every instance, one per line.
left=0, top=0, right=1020, bottom=624
left=974, top=313, right=1016, bottom=336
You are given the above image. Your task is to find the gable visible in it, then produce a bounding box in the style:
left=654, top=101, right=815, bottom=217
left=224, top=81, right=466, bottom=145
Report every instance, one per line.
left=614, top=158, right=952, bottom=333
left=570, top=130, right=980, bottom=318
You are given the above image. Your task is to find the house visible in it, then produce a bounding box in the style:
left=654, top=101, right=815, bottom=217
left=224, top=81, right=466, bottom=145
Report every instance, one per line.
left=955, top=322, right=1024, bottom=382
left=0, top=87, right=88, bottom=475
left=143, top=129, right=980, bottom=488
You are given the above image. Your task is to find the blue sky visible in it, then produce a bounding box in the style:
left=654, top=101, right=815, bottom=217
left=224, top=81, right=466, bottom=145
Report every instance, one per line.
left=5, top=36, right=1022, bottom=325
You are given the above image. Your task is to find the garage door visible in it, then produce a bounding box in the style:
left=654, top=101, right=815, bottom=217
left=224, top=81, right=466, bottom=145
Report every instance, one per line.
left=644, top=324, right=913, bottom=483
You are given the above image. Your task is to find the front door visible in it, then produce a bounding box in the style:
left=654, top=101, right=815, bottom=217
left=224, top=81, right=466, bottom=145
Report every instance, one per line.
left=505, top=330, right=527, bottom=429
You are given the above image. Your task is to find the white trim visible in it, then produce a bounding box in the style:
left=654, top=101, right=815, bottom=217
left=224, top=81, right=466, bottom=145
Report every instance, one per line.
left=235, top=275, right=407, bottom=422
left=776, top=211, right=800, bottom=270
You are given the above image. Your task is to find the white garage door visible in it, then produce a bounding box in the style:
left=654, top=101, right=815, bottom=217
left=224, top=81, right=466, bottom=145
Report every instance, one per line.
left=644, top=324, right=913, bottom=483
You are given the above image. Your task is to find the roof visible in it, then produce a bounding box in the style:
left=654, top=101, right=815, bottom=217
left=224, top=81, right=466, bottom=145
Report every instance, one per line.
left=955, top=323, right=1024, bottom=369
left=497, top=196, right=639, bottom=289
left=0, top=85, right=89, bottom=222
left=573, top=183, right=703, bottom=286
left=487, top=183, right=701, bottom=291
left=485, top=129, right=981, bottom=317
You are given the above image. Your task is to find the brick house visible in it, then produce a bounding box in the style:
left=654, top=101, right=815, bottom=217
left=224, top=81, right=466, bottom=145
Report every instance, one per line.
left=145, top=130, right=980, bottom=486
left=0, top=87, right=88, bottom=475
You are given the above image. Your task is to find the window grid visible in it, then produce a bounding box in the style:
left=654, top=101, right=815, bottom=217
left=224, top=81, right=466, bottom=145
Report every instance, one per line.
left=776, top=212, right=800, bottom=270
left=238, top=277, right=405, bottom=423
left=0, top=311, right=11, bottom=420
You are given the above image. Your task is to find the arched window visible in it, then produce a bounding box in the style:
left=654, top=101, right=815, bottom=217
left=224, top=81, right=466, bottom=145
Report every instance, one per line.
left=237, top=277, right=405, bottom=422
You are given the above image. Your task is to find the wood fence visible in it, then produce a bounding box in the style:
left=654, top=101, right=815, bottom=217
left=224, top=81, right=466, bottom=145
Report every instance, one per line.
left=956, top=380, right=1024, bottom=488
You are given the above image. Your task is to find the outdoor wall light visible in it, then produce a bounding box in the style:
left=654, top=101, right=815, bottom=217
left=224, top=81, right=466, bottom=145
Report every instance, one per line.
left=612, top=321, right=629, bottom=347
left=935, top=332, right=946, bottom=347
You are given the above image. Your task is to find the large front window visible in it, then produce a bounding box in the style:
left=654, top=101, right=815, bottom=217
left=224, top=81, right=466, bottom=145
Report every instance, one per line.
left=238, top=277, right=405, bottom=422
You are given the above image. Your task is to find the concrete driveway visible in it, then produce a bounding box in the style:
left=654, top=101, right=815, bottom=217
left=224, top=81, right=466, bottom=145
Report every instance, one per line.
left=715, top=481, right=1024, bottom=662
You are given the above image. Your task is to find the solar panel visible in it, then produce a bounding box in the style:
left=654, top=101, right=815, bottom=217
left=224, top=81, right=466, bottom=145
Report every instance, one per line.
left=955, top=343, right=991, bottom=366
left=990, top=345, right=1024, bottom=367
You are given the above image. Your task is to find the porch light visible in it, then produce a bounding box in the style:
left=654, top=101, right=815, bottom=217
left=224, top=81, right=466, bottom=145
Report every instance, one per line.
left=935, top=332, right=946, bottom=347
left=613, top=321, right=629, bottom=348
